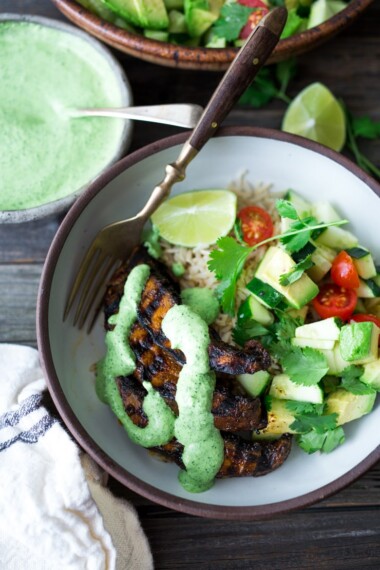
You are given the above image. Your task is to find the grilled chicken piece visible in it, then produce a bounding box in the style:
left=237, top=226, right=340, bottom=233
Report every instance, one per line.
left=152, top=433, right=292, bottom=478
left=117, top=372, right=267, bottom=432
left=104, top=246, right=271, bottom=375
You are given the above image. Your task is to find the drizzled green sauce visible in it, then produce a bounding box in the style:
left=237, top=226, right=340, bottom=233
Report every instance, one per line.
left=96, top=264, right=175, bottom=448
left=162, top=305, right=224, bottom=493
left=97, top=265, right=224, bottom=492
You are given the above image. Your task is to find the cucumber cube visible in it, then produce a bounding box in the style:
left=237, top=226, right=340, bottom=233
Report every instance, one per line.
left=292, top=337, right=335, bottom=350
left=269, top=374, right=323, bottom=404
left=237, top=371, right=271, bottom=397
left=315, top=226, right=358, bottom=250
left=346, top=247, right=377, bottom=280
left=295, top=317, right=342, bottom=341
left=339, top=322, right=379, bottom=364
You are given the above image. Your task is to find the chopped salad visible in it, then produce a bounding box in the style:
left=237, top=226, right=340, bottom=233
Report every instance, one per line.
left=78, top=0, right=350, bottom=48
left=152, top=187, right=380, bottom=456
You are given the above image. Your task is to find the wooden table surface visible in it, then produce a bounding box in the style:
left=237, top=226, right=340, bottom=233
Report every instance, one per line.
left=2, top=1, right=380, bottom=567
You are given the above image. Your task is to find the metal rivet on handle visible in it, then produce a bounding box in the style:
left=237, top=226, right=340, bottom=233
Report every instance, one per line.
left=211, top=122, right=218, bottom=128
left=253, top=58, right=260, bottom=65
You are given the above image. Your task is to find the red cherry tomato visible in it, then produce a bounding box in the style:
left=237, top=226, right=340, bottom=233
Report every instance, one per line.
left=351, top=313, right=380, bottom=328
left=330, top=251, right=360, bottom=289
left=237, top=205, right=274, bottom=246
left=239, top=7, right=270, bottom=39
left=238, top=0, right=268, bottom=7
left=313, top=283, right=357, bottom=320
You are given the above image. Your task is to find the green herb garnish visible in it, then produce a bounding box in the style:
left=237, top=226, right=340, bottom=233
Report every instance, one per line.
left=212, top=3, right=253, bottom=42
left=279, top=254, right=314, bottom=286
left=282, top=346, right=329, bottom=386
left=340, top=365, right=375, bottom=395
left=239, top=59, right=297, bottom=108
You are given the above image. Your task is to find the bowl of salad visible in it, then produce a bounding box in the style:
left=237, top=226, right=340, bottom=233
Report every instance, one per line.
left=52, top=0, right=373, bottom=70
left=37, top=126, right=380, bottom=519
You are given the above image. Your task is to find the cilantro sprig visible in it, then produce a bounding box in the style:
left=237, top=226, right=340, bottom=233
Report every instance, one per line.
left=208, top=199, right=348, bottom=315
left=212, top=3, right=253, bottom=42
left=239, top=59, right=297, bottom=108
left=282, top=346, right=329, bottom=386
left=340, top=365, right=375, bottom=395
left=285, top=401, right=345, bottom=454
left=279, top=254, right=314, bottom=286
left=343, top=106, right=380, bottom=180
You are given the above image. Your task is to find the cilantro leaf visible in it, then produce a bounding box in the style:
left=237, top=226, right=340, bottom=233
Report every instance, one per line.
left=276, top=198, right=298, bottom=220
left=282, top=346, right=329, bottom=385
left=341, top=365, right=375, bottom=395
left=239, top=67, right=279, bottom=108
left=212, top=3, right=252, bottom=41
left=352, top=116, right=380, bottom=140
left=208, top=237, right=251, bottom=315
left=279, top=254, right=314, bottom=286
left=285, top=400, right=324, bottom=416
left=297, top=426, right=345, bottom=454
left=232, top=319, right=269, bottom=346
left=290, top=413, right=337, bottom=434
left=280, top=220, right=312, bottom=253
left=274, top=312, right=301, bottom=344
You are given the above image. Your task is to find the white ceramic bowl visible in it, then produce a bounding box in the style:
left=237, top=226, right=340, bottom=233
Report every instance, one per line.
left=0, top=14, right=132, bottom=224
left=37, top=127, right=380, bottom=520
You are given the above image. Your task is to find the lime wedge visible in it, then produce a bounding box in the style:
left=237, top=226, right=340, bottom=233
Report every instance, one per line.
left=151, top=189, right=237, bottom=247
left=307, top=0, right=347, bottom=30
left=282, top=82, right=346, bottom=152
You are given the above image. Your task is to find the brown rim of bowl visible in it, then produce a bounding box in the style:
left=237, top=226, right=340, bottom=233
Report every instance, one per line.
left=52, top=0, right=374, bottom=71
left=0, top=13, right=133, bottom=224
left=37, top=126, right=380, bottom=521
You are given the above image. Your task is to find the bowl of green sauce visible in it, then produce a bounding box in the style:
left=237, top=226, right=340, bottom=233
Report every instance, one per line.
left=0, top=14, right=133, bottom=223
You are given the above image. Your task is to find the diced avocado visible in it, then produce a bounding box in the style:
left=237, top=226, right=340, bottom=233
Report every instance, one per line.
left=238, top=295, right=274, bottom=327
left=311, top=201, right=342, bottom=223
left=357, top=278, right=380, bottom=298
left=246, top=277, right=288, bottom=310
left=184, top=0, right=217, bottom=37
left=104, top=0, right=169, bottom=29
left=325, top=389, right=376, bottom=425
left=361, top=359, right=380, bottom=391
left=255, top=246, right=319, bottom=309
left=346, top=247, right=377, bottom=280
left=292, top=337, right=335, bottom=350
left=237, top=371, right=271, bottom=398
left=168, top=9, right=187, bottom=33
left=269, top=374, right=324, bottom=404
left=307, top=250, right=332, bottom=282
left=315, top=226, right=358, bottom=250
left=286, top=306, right=308, bottom=323
left=255, top=398, right=298, bottom=436
left=339, top=322, right=380, bottom=364
left=144, top=29, right=169, bottom=40
left=295, top=317, right=342, bottom=341
left=284, top=190, right=311, bottom=218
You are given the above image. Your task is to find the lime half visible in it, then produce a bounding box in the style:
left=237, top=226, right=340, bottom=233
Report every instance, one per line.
left=151, top=189, right=237, bottom=247
left=282, top=82, right=346, bottom=152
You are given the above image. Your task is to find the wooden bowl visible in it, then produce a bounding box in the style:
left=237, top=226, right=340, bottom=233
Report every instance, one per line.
left=52, top=0, right=373, bottom=71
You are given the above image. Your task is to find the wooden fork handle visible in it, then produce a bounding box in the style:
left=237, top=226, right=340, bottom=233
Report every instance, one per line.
left=189, top=6, right=287, bottom=152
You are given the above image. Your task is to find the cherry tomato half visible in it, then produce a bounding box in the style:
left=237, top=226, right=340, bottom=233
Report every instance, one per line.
left=331, top=251, right=360, bottom=289
left=238, top=0, right=268, bottom=7
left=239, top=7, right=269, bottom=39
left=237, top=205, right=274, bottom=246
left=351, top=313, right=380, bottom=328
left=313, top=283, right=357, bottom=320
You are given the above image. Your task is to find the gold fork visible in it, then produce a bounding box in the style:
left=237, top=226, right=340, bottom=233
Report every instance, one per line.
left=64, top=6, right=287, bottom=331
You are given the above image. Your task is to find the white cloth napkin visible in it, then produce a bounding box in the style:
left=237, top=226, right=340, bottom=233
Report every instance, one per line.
left=0, top=344, right=154, bottom=570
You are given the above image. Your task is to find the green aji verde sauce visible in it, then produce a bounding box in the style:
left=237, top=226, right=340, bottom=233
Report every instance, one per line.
left=181, top=287, right=219, bottom=325
left=0, top=21, right=125, bottom=211
left=162, top=305, right=224, bottom=493
left=96, top=264, right=175, bottom=448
